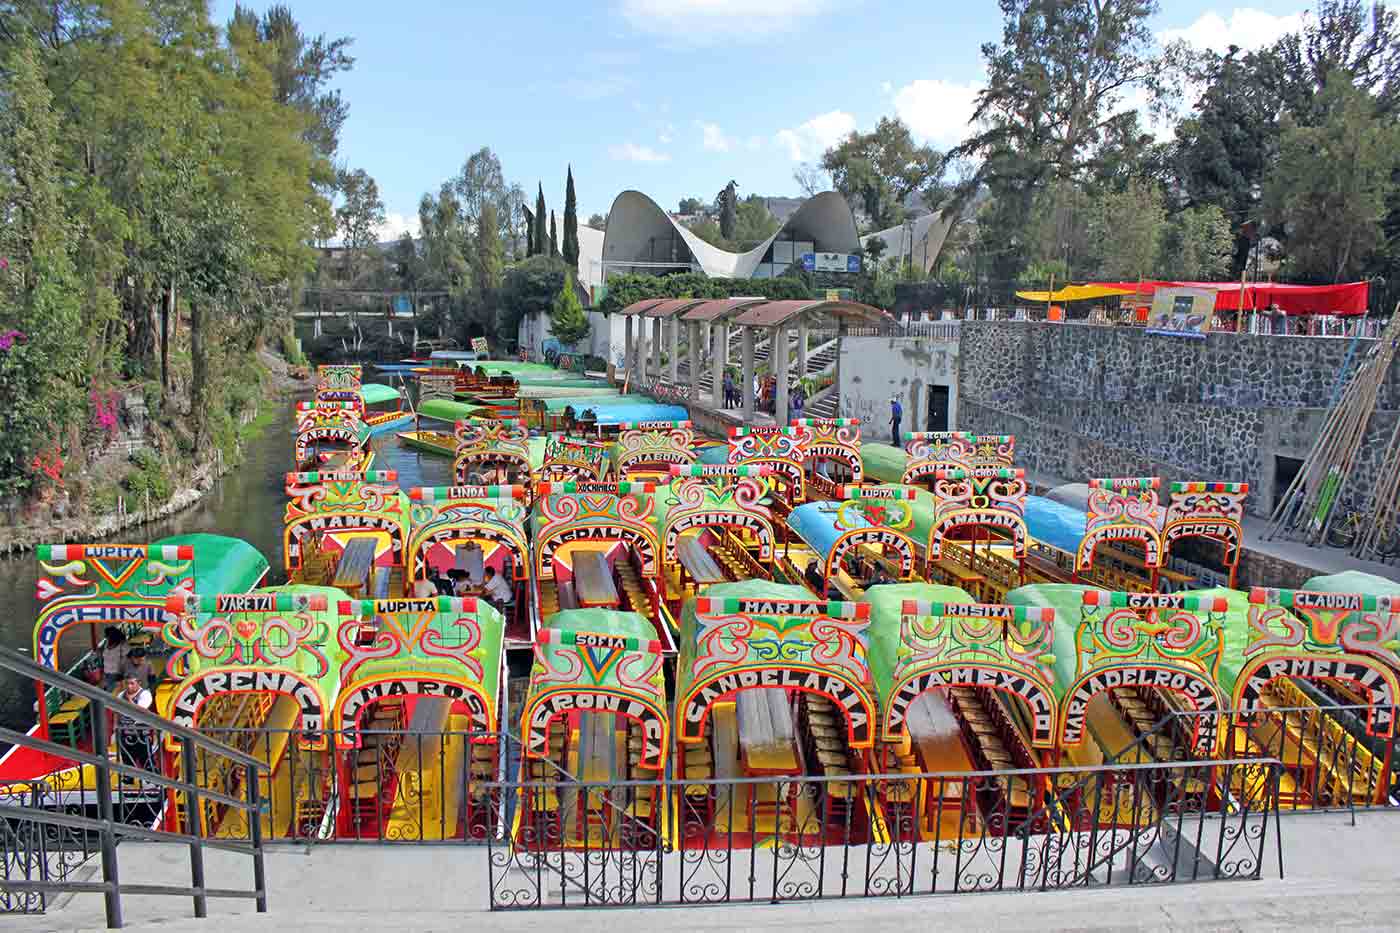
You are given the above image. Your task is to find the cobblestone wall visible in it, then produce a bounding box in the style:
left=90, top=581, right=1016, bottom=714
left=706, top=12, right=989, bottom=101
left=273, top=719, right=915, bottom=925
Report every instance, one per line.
left=957, top=322, right=1400, bottom=517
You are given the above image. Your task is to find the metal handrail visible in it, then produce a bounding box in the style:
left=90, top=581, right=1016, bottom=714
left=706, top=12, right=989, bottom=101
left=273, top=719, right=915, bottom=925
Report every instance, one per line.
left=0, top=646, right=268, bottom=928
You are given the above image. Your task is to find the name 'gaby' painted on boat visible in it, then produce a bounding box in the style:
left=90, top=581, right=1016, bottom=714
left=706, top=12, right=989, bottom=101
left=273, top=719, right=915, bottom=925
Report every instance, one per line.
left=1060, top=589, right=1226, bottom=753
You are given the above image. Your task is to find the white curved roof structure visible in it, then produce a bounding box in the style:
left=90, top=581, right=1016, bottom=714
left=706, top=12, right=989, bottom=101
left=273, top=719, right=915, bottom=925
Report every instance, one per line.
left=598, top=190, right=860, bottom=280
left=862, top=211, right=955, bottom=275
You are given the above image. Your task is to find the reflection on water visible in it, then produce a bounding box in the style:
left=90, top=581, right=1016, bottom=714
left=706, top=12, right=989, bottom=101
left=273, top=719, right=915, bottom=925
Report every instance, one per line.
left=0, top=402, right=452, bottom=732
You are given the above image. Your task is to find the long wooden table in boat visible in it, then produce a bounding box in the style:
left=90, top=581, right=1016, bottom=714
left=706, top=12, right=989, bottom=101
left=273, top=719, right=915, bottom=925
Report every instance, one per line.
left=1099, top=547, right=1195, bottom=586
left=931, top=557, right=985, bottom=588
left=332, top=536, right=379, bottom=597
left=676, top=536, right=727, bottom=586
left=905, top=693, right=973, bottom=800
left=736, top=688, right=800, bottom=774
left=1085, top=694, right=1152, bottom=764
left=572, top=550, right=620, bottom=609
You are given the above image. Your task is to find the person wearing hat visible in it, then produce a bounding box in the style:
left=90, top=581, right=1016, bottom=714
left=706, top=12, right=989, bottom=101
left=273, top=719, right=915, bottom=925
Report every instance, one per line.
left=889, top=396, right=903, bottom=445
left=123, top=647, right=154, bottom=689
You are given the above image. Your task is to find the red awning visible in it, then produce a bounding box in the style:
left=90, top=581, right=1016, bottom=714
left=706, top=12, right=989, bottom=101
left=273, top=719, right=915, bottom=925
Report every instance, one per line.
left=1093, top=281, right=1370, bottom=316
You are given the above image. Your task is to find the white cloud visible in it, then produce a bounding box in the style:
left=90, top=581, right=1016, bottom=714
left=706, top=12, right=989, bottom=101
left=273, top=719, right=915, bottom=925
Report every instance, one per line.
left=774, top=110, right=856, bottom=161
left=375, top=212, right=419, bottom=243
left=880, top=80, right=893, bottom=95
left=1158, top=8, right=1304, bottom=54
left=699, top=121, right=731, bottom=152
left=619, top=0, right=834, bottom=41
left=890, top=78, right=982, bottom=147
left=608, top=142, right=671, bottom=163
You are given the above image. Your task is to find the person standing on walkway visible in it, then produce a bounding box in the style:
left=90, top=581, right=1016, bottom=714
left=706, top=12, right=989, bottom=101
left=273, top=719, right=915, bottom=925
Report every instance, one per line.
left=889, top=396, right=903, bottom=445
left=722, top=371, right=734, bottom=408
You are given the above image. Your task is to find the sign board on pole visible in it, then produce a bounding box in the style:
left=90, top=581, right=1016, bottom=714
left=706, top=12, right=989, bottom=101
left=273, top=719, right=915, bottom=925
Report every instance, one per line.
left=803, top=252, right=856, bottom=273
left=1146, top=287, right=1215, bottom=339
left=471, top=336, right=489, bottom=354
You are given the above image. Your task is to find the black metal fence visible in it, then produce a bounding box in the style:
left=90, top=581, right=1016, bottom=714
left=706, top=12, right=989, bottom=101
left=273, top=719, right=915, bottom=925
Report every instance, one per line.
left=0, top=646, right=268, bottom=928
left=193, top=727, right=510, bottom=845
left=484, top=759, right=1281, bottom=910
left=1099, top=702, right=1397, bottom=813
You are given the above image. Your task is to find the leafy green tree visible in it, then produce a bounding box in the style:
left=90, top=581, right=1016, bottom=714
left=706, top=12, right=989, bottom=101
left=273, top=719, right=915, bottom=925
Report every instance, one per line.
left=951, top=0, right=1162, bottom=279
left=1161, top=205, right=1234, bottom=280
left=549, top=210, right=559, bottom=257
left=678, top=197, right=704, bottom=214
left=716, top=181, right=738, bottom=240
left=549, top=271, right=590, bottom=346
left=1172, top=46, right=1282, bottom=271
left=0, top=40, right=84, bottom=492
left=1271, top=0, right=1400, bottom=121
left=563, top=165, right=579, bottom=266
left=734, top=196, right=781, bottom=249
left=586, top=212, right=607, bottom=229
left=1083, top=180, right=1165, bottom=280
left=534, top=183, right=548, bottom=256
left=229, top=4, right=355, bottom=161
left=456, top=146, right=506, bottom=231
left=499, top=254, right=568, bottom=347
left=820, top=117, right=942, bottom=231
left=1265, top=73, right=1400, bottom=282
left=335, top=168, right=385, bottom=281
left=469, top=201, right=503, bottom=338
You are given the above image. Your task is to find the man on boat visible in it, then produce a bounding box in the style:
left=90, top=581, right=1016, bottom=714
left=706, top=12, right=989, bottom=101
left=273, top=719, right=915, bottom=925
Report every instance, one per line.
left=482, top=566, right=513, bottom=615
left=115, top=675, right=156, bottom=781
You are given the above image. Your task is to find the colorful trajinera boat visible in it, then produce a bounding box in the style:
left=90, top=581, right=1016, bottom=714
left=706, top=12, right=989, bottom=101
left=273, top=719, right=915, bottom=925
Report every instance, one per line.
left=11, top=359, right=1400, bottom=858
left=515, top=609, right=668, bottom=850
left=672, top=581, right=879, bottom=846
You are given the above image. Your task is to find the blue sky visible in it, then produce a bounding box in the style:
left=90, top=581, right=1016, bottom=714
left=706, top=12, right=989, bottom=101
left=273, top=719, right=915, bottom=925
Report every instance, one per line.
left=215, top=2, right=1309, bottom=238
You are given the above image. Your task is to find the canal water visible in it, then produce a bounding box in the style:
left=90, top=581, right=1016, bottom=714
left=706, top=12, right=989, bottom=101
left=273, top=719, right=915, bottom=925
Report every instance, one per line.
left=0, top=399, right=452, bottom=733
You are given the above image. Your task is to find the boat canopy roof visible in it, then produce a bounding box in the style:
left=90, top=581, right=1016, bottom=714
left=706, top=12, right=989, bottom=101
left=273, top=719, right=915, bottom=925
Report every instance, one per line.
left=861, top=443, right=907, bottom=484
left=541, top=608, right=659, bottom=641
left=358, top=383, right=401, bottom=405
left=540, top=393, right=649, bottom=413
left=1302, top=570, right=1400, bottom=597
left=861, top=582, right=975, bottom=706
left=418, top=398, right=490, bottom=422
left=696, top=443, right=729, bottom=465
left=787, top=500, right=850, bottom=557
left=516, top=384, right=620, bottom=400
left=578, top=401, right=690, bottom=425
left=1024, top=495, right=1086, bottom=555
left=155, top=533, right=268, bottom=593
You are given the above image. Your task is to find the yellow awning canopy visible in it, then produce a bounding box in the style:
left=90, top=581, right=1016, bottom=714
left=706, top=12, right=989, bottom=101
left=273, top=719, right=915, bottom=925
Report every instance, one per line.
left=1014, top=284, right=1137, bottom=303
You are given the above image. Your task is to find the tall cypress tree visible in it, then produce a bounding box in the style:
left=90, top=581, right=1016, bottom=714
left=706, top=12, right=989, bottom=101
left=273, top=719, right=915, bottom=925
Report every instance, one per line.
left=524, top=207, right=535, bottom=257
left=549, top=210, right=558, bottom=257
left=534, top=183, right=547, bottom=256
left=563, top=165, right=579, bottom=266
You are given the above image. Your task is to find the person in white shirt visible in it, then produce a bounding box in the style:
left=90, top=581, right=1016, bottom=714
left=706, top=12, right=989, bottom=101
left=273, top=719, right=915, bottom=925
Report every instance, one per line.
left=116, top=675, right=155, bottom=778
left=482, top=567, right=513, bottom=612
left=412, top=578, right=438, bottom=598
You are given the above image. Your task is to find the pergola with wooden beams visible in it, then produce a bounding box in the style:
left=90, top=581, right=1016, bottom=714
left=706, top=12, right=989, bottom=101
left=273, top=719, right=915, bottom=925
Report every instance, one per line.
left=681, top=297, right=768, bottom=405
left=726, top=299, right=889, bottom=424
